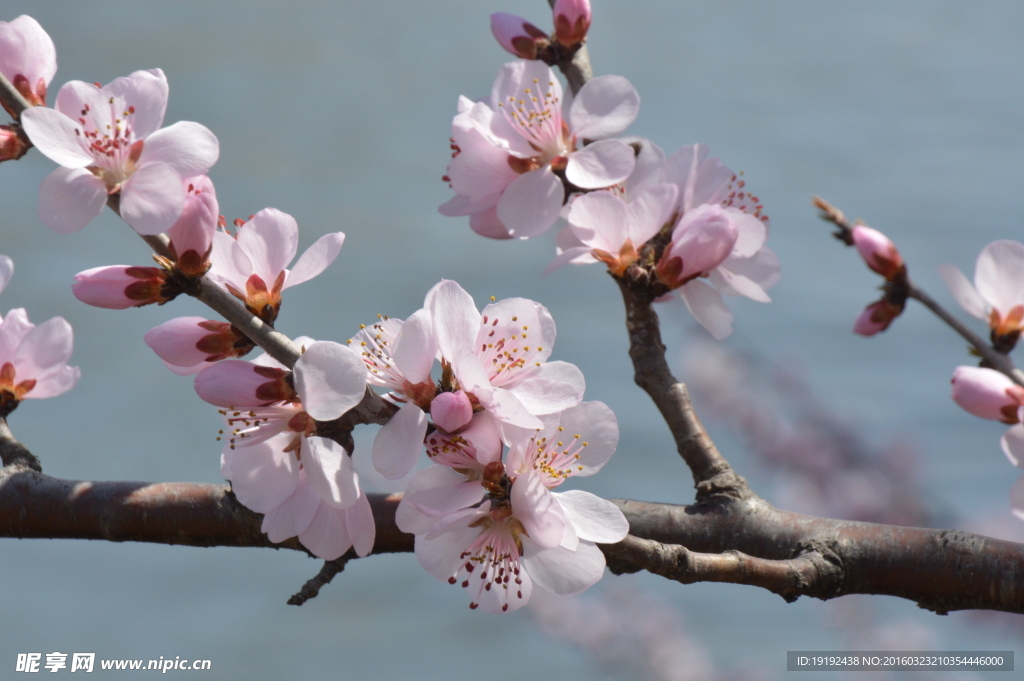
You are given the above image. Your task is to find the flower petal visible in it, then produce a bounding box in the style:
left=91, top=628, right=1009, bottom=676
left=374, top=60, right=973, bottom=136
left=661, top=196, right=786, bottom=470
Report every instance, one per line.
left=938, top=264, right=987, bottom=320
left=1010, top=474, right=1024, bottom=522
left=346, top=492, right=376, bottom=557
left=303, top=436, right=360, bottom=509
left=568, top=74, right=640, bottom=139
left=496, top=167, right=564, bottom=239
left=567, top=189, right=629, bottom=252
left=119, top=161, right=185, bottom=235
left=372, top=401, right=428, bottom=480
left=0, top=255, right=13, bottom=296
left=511, top=470, right=566, bottom=549
left=521, top=538, right=606, bottom=596
left=20, top=107, right=93, bottom=167
left=298, top=502, right=352, bottom=560
left=284, top=232, right=345, bottom=289
left=227, top=432, right=300, bottom=513
left=37, top=166, right=107, bottom=234
left=237, top=208, right=299, bottom=283
left=554, top=490, right=629, bottom=543
left=12, top=315, right=73, bottom=378
left=427, top=279, right=480, bottom=363
left=293, top=341, right=366, bottom=421
left=557, top=401, right=618, bottom=474
left=139, top=121, right=219, bottom=177
left=105, top=69, right=168, bottom=139
left=391, top=308, right=436, bottom=385
left=1002, top=424, right=1024, bottom=469
left=261, top=472, right=321, bottom=542
left=565, top=139, right=635, bottom=189
left=678, top=280, right=733, bottom=340
left=975, top=240, right=1024, bottom=317
left=627, top=183, right=679, bottom=247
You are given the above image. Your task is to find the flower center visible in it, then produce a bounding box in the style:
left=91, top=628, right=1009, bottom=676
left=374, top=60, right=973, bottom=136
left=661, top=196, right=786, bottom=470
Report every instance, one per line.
left=74, top=96, right=143, bottom=192
left=449, top=515, right=527, bottom=612
left=497, top=77, right=570, bottom=165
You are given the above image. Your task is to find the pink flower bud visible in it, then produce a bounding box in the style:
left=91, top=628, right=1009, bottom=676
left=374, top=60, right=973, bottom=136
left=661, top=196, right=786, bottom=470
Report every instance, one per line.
left=852, top=225, right=904, bottom=281
left=656, top=204, right=738, bottom=288
left=853, top=299, right=903, bottom=336
left=144, top=316, right=250, bottom=369
left=951, top=366, right=1024, bottom=424
left=553, top=0, right=591, bottom=47
left=0, top=125, right=27, bottom=162
left=0, top=16, right=57, bottom=109
left=431, top=390, right=473, bottom=433
left=194, top=360, right=294, bottom=408
left=72, top=265, right=170, bottom=309
left=167, top=175, right=218, bottom=277
left=490, top=12, right=549, bottom=60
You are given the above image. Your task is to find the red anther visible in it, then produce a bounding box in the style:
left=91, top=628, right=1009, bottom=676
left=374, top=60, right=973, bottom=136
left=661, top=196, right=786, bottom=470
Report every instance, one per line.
left=233, top=218, right=245, bottom=227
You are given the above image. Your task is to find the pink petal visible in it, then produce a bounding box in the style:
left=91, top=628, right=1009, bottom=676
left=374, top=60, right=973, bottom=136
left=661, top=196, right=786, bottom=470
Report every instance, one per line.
left=554, top=490, right=628, bottom=543
left=20, top=107, right=93, bottom=167
left=496, top=167, right=564, bottom=238
left=426, top=279, right=480, bottom=363
left=140, top=121, right=219, bottom=177
left=414, top=521, right=482, bottom=582
left=678, top=280, right=733, bottom=340
left=938, top=264, right=986, bottom=320
left=623, top=136, right=667, bottom=196
left=193, top=360, right=278, bottom=408
left=729, top=211, right=769, bottom=258
left=396, top=465, right=485, bottom=535
left=227, top=432, right=300, bottom=513
left=491, top=60, right=562, bottom=130
left=718, top=247, right=781, bottom=295
left=975, top=240, right=1024, bottom=317
left=565, top=139, right=635, bottom=189
left=261, top=473, right=321, bottom=542
left=1001, top=425, right=1024, bottom=469
left=303, top=436, right=360, bottom=509
left=469, top=206, right=513, bottom=240
left=27, top=364, right=79, bottom=399
left=372, top=401, right=428, bottom=480
left=144, top=316, right=215, bottom=367
left=627, top=183, right=679, bottom=246
left=952, top=366, right=1019, bottom=422
left=511, top=470, right=566, bottom=549
left=485, top=388, right=545, bottom=428
left=293, top=341, right=366, bottom=421
left=667, top=204, right=739, bottom=281
left=392, top=308, right=436, bottom=385
left=237, top=208, right=298, bottom=284
left=284, top=232, right=345, bottom=289
left=119, top=162, right=185, bottom=235
left=545, top=246, right=594, bottom=274
left=568, top=189, right=629, bottom=252
left=346, top=492, right=376, bottom=557
left=557, top=401, right=618, bottom=474
left=207, top=231, right=253, bottom=292
left=105, top=69, right=168, bottom=139
left=298, top=502, right=352, bottom=560
left=430, top=390, right=473, bottom=433
left=0, top=16, right=56, bottom=93
left=508, top=376, right=583, bottom=415
left=445, top=126, right=519, bottom=199
left=569, top=75, right=639, bottom=140
left=37, top=166, right=107, bottom=234
left=490, top=12, right=546, bottom=59
left=708, top=266, right=772, bottom=303
left=12, top=315, right=73, bottom=378
left=478, top=296, right=557, bottom=369
left=167, top=175, right=218, bottom=257
left=521, top=538, right=605, bottom=596
left=0, top=308, right=33, bottom=360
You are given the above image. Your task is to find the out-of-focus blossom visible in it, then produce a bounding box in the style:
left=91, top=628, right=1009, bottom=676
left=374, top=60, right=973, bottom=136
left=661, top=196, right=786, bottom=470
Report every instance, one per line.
left=552, top=0, right=591, bottom=47
left=853, top=298, right=903, bottom=337
left=72, top=265, right=172, bottom=309
left=22, top=69, right=219, bottom=235
left=167, top=175, right=218, bottom=277
left=208, top=208, right=344, bottom=324
left=940, top=240, right=1024, bottom=349
left=851, top=225, right=904, bottom=281
left=490, top=12, right=549, bottom=60
left=0, top=15, right=56, bottom=109
left=440, top=60, right=638, bottom=239
left=653, top=145, right=778, bottom=340
left=950, top=366, right=1024, bottom=424
left=0, top=259, right=80, bottom=414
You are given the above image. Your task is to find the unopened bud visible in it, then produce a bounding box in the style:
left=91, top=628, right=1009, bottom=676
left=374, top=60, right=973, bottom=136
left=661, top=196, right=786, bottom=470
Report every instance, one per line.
left=490, top=12, right=550, bottom=60
left=144, top=317, right=253, bottom=369
left=853, top=298, right=904, bottom=336
left=0, top=125, right=28, bottom=162
left=656, top=204, right=737, bottom=288
left=168, top=175, right=218, bottom=277
left=431, top=390, right=474, bottom=433
left=194, top=360, right=296, bottom=408
left=72, top=265, right=172, bottom=309
left=852, top=225, right=904, bottom=281
left=552, top=0, right=591, bottom=47
left=951, top=366, right=1024, bottom=424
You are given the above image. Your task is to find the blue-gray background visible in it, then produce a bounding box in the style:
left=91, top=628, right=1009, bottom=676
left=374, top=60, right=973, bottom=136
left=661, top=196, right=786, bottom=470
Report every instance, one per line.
left=1, top=1, right=1022, bottom=679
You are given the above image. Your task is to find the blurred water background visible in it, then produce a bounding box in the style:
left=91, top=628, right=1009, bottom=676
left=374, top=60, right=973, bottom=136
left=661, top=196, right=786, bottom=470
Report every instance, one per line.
left=1, top=1, right=1022, bottom=679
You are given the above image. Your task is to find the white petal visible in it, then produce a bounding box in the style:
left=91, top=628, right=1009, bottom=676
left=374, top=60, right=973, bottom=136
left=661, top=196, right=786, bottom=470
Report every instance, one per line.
left=975, top=240, right=1024, bottom=316
left=37, top=167, right=107, bottom=234
left=709, top=265, right=772, bottom=302
left=106, top=69, right=168, bottom=139
left=554, top=490, right=629, bottom=543
left=565, top=139, right=635, bottom=189
left=1001, top=424, right=1024, bottom=470
left=298, top=502, right=352, bottom=560
left=12, top=315, right=73, bottom=378
left=20, top=107, right=93, bottom=167
left=396, top=466, right=486, bottom=535
left=346, top=492, right=376, bottom=557
left=139, top=121, right=219, bottom=177
left=511, top=470, right=566, bottom=549
left=427, top=280, right=480, bottom=363
left=372, top=401, right=428, bottom=480
left=678, top=280, right=733, bottom=340
left=391, top=308, right=436, bottom=385
left=415, top=524, right=480, bottom=582
left=285, top=232, right=345, bottom=289
left=627, top=183, right=679, bottom=246
left=1010, top=475, right=1024, bottom=522
left=568, top=74, right=640, bottom=139
left=0, top=255, right=12, bottom=296
left=227, top=432, right=300, bottom=513
left=496, top=167, right=564, bottom=238
left=261, top=473, right=321, bottom=542
left=28, top=364, right=80, bottom=399
left=303, top=436, right=360, bottom=509
left=545, top=246, right=594, bottom=274
left=938, top=264, right=987, bottom=319
left=119, top=162, right=185, bottom=235
left=557, top=401, right=618, bottom=474
left=720, top=247, right=781, bottom=294
left=237, top=208, right=299, bottom=284
left=567, top=189, right=629, bottom=252
left=293, top=341, right=366, bottom=421
left=508, top=376, right=583, bottom=415
left=521, top=539, right=606, bottom=596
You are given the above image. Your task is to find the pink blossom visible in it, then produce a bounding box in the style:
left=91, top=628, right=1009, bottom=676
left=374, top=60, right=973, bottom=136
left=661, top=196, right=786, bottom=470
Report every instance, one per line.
left=490, top=12, right=549, bottom=60
left=652, top=144, right=778, bottom=340
left=852, top=225, right=904, bottom=281
left=0, top=302, right=80, bottom=413
left=939, top=240, right=1024, bottom=343
left=853, top=299, right=903, bottom=337
left=950, top=366, right=1024, bottom=424
left=167, top=175, right=218, bottom=277
left=144, top=317, right=251, bottom=374
left=431, top=390, right=473, bottom=433
left=72, top=265, right=171, bottom=309
left=440, top=60, right=638, bottom=239
left=208, top=208, right=344, bottom=324
left=0, top=16, right=56, bottom=108
left=22, top=69, right=219, bottom=235
left=552, top=0, right=591, bottom=47
left=428, top=279, right=585, bottom=429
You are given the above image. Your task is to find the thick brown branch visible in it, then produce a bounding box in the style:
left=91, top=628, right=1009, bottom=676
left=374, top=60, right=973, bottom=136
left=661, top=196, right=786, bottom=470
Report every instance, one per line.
left=617, top=280, right=745, bottom=495
left=4, top=471, right=1023, bottom=614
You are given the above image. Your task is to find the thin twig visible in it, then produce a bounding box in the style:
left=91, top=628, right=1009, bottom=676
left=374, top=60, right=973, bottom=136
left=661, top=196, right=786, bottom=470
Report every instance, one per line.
left=288, top=552, right=355, bottom=606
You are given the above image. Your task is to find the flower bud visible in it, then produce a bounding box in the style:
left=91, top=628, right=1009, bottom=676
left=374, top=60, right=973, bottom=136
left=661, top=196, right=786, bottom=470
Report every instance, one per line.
left=194, top=360, right=295, bottom=408
left=490, top=12, right=549, bottom=59
left=656, top=204, right=737, bottom=288
left=431, top=390, right=473, bottom=433
left=0, top=16, right=57, bottom=110
left=72, top=265, right=171, bottom=309
left=853, top=299, right=903, bottom=336
left=852, top=225, right=904, bottom=281
left=167, top=175, right=218, bottom=277
left=553, top=0, right=591, bottom=47
left=144, top=316, right=252, bottom=369
left=0, top=125, right=28, bottom=162
left=951, top=366, right=1024, bottom=424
